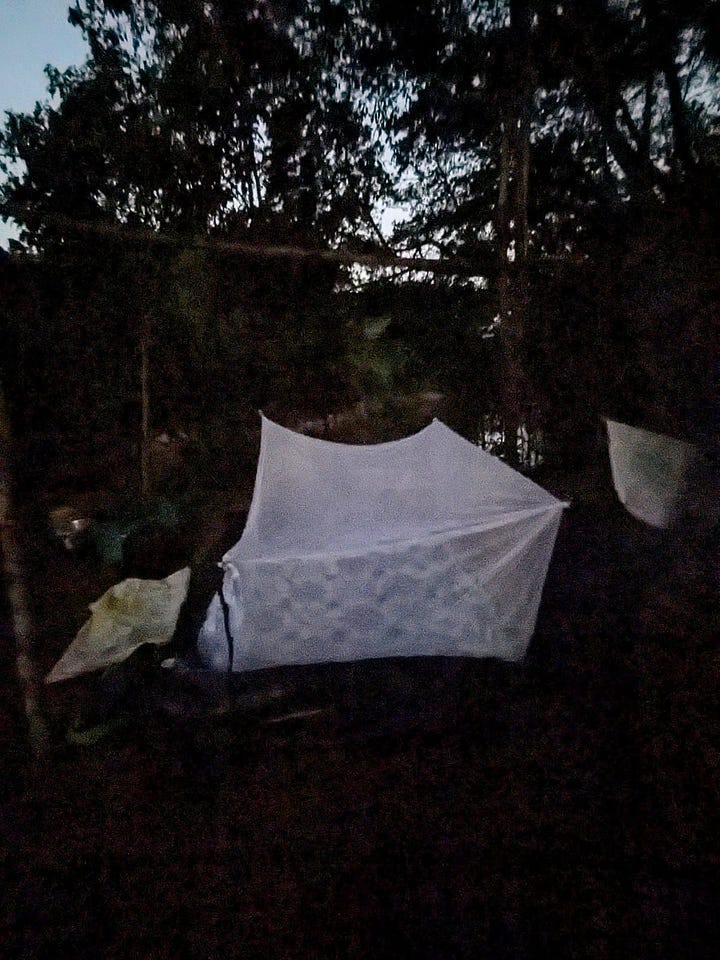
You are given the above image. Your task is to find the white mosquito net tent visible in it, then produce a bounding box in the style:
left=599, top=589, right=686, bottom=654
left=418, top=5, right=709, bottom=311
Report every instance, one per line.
left=198, top=415, right=567, bottom=673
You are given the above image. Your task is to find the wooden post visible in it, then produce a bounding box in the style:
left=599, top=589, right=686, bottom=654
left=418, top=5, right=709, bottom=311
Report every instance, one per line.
left=0, top=385, right=49, bottom=757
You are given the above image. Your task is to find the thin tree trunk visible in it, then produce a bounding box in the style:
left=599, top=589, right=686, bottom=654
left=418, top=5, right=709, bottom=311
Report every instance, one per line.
left=508, top=94, right=532, bottom=466
left=137, top=250, right=156, bottom=500
left=0, top=386, right=49, bottom=757
left=496, top=120, right=520, bottom=462
left=499, top=155, right=523, bottom=460
left=641, top=72, right=654, bottom=158
left=514, top=0, right=533, bottom=267
left=514, top=37, right=533, bottom=324
left=593, top=93, right=667, bottom=194
left=140, top=322, right=151, bottom=497
left=496, top=119, right=511, bottom=319
left=643, top=0, right=692, bottom=173
left=664, top=47, right=692, bottom=172
left=497, top=0, right=534, bottom=465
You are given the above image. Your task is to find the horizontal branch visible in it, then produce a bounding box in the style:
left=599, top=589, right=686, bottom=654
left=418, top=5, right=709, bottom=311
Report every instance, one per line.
left=0, top=205, right=498, bottom=278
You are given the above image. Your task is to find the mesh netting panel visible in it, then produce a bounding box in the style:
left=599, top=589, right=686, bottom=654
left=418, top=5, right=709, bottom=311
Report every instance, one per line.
left=199, top=417, right=565, bottom=672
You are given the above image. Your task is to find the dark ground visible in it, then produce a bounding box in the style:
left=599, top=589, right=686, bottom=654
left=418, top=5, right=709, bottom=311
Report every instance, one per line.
left=1, top=469, right=718, bottom=959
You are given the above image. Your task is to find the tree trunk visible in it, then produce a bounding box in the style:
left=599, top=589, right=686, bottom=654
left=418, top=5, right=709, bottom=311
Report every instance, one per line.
left=643, top=0, right=692, bottom=173
left=140, top=323, right=151, bottom=496
left=136, top=254, right=156, bottom=499
left=664, top=47, right=692, bottom=172
left=496, top=120, right=519, bottom=463
left=496, top=0, right=534, bottom=465
left=641, top=71, right=655, bottom=159
left=0, top=385, right=49, bottom=757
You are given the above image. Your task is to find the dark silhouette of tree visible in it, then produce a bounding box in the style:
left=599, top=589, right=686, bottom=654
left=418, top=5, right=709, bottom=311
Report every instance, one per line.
left=346, top=0, right=719, bottom=451
left=1, top=1, right=718, bottom=474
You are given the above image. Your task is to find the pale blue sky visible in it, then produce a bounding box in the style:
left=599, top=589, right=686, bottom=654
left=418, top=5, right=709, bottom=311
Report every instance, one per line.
left=0, top=2, right=405, bottom=248
left=1, top=0, right=89, bottom=245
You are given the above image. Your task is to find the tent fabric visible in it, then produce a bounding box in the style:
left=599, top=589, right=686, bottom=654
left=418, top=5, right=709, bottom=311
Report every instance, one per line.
left=606, top=420, right=700, bottom=529
left=198, top=416, right=566, bottom=673
left=47, top=567, right=190, bottom=683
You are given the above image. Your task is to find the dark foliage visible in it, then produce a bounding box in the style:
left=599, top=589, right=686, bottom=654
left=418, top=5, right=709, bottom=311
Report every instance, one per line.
left=1, top=0, right=718, bottom=487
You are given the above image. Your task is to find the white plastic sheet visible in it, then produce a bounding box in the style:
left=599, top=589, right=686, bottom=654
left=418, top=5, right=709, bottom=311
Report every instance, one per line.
left=606, top=420, right=700, bottom=529
left=199, top=417, right=566, bottom=672
left=47, top=567, right=190, bottom=683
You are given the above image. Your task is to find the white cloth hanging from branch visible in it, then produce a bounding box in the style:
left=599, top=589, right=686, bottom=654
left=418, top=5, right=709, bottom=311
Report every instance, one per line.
left=606, top=420, right=701, bottom=529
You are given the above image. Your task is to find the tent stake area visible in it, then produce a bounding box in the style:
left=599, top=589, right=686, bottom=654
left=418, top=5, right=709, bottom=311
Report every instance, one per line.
left=2, top=483, right=717, bottom=958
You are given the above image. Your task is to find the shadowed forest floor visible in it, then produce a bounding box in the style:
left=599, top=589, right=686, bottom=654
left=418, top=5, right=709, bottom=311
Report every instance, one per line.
left=1, top=470, right=718, bottom=959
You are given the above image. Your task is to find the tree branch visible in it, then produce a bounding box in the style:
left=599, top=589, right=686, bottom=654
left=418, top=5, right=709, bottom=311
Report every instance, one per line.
left=593, top=96, right=669, bottom=194
left=0, top=203, right=498, bottom=277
